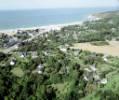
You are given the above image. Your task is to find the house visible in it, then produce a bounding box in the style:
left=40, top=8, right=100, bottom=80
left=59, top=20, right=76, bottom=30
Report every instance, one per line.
left=103, top=55, right=108, bottom=62
left=93, top=74, right=100, bottom=81
left=35, top=64, right=44, bottom=74
left=84, top=65, right=107, bottom=85
left=19, top=52, right=28, bottom=58
left=88, top=15, right=101, bottom=21
left=3, top=37, right=18, bottom=48
left=84, top=67, right=94, bottom=82
left=59, top=46, right=67, bottom=53
left=43, top=51, right=49, bottom=56
left=37, top=64, right=44, bottom=70
left=66, top=67, right=70, bottom=74
left=35, top=29, right=39, bottom=33
left=84, top=76, right=89, bottom=81
left=10, top=59, right=16, bottom=66
left=17, top=30, right=28, bottom=35
left=84, top=68, right=92, bottom=73
left=32, top=64, right=44, bottom=75
left=90, top=65, right=97, bottom=72
left=60, top=48, right=67, bottom=53
left=30, top=51, right=38, bottom=58
left=73, top=50, right=81, bottom=56
left=111, top=28, right=116, bottom=33
left=108, top=20, right=113, bottom=24
left=100, top=78, right=107, bottom=84
left=47, top=39, right=51, bottom=42
left=37, top=70, right=43, bottom=74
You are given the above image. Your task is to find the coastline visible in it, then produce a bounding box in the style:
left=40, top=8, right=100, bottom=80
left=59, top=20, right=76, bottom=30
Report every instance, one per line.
left=0, top=11, right=103, bottom=36
left=0, top=8, right=118, bottom=36
left=0, top=21, right=83, bottom=36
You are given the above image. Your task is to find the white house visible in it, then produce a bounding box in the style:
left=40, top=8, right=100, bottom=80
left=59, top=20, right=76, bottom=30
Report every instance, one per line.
left=84, top=76, right=89, bottom=81
left=84, top=68, right=92, bottom=73
left=88, top=15, right=101, bottom=21
left=103, top=55, right=108, bottom=62
left=90, top=65, right=97, bottom=72
left=37, top=64, right=44, bottom=70
left=100, top=78, right=107, bottom=84
left=59, top=47, right=67, bottom=53
left=10, top=60, right=15, bottom=66
left=93, top=74, right=100, bottom=81
left=20, top=54, right=25, bottom=58
left=37, top=70, right=43, bottom=74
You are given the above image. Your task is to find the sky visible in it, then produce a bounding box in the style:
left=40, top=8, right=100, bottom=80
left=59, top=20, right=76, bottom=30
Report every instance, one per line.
left=0, top=0, right=118, bottom=10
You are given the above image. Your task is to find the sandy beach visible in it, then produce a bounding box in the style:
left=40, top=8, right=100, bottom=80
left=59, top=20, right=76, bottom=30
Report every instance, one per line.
left=0, top=21, right=83, bottom=36
left=0, top=13, right=100, bottom=36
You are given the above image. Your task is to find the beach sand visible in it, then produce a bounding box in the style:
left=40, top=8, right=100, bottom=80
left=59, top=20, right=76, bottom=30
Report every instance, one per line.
left=0, top=13, right=100, bottom=36
left=0, top=21, right=83, bottom=36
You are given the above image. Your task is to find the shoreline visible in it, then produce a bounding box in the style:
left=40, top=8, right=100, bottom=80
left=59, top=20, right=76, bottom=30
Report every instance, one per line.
left=0, top=21, right=83, bottom=36
left=0, top=13, right=100, bottom=36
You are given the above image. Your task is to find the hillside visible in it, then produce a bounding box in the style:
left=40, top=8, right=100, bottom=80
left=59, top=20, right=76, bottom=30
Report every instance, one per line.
left=0, top=10, right=119, bottom=100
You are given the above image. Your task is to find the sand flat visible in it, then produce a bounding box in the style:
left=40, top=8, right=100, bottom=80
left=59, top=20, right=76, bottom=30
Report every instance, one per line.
left=72, top=41, right=119, bottom=56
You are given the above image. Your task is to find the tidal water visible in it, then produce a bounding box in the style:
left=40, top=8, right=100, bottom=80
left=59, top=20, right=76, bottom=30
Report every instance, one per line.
left=0, top=7, right=118, bottom=30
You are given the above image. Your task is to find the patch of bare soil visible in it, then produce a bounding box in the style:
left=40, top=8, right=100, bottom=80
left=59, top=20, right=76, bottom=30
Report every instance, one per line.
left=71, top=41, right=119, bottom=56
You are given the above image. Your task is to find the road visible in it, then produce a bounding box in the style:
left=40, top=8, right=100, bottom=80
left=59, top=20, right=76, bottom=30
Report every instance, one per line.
left=1, top=30, right=47, bottom=53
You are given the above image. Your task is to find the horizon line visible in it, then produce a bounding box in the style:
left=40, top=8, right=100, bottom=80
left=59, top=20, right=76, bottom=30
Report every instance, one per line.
left=0, top=6, right=118, bottom=11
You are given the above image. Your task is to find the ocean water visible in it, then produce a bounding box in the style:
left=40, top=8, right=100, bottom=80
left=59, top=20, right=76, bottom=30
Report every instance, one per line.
left=0, top=7, right=118, bottom=30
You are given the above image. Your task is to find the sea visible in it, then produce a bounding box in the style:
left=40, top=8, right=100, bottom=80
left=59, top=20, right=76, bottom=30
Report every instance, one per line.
left=0, top=7, right=118, bottom=30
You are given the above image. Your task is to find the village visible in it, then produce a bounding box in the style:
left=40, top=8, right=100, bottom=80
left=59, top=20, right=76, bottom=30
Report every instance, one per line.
left=0, top=10, right=119, bottom=99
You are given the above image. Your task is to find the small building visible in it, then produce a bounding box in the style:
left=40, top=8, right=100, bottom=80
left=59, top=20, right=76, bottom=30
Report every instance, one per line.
left=35, top=64, right=44, bottom=74
left=88, top=15, right=101, bottom=21
left=19, top=52, right=28, bottom=58
left=84, top=76, right=89, bottom=81
left=6, top=37, right=18, bottom=48
left=31, top=51, right=38, bottom=58
left=32, top=64, right=44, bottom=75
left=103, top=55, right=108, bottom=62
left=90, top=65, right=97, bottom=72
left=10, top=60, right=16, bottom=66
left=84, top=68, right=92, bottom=73
left=37, top=70, right=43, bottom=74
left=59, top=46, right=67, bottom=53
left=37, top=64, right=44, bottom=70
left=93, top=74, right=100, bottom=81
left=100, top=78, right=107, bottom=84
left=60, top=48, right=67, bottom=53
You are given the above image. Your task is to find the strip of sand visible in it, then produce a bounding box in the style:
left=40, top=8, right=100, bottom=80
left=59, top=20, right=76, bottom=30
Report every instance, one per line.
left=0, top=21, right=83, bottom=36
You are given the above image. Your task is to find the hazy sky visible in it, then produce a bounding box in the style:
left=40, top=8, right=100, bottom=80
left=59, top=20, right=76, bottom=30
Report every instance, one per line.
left=0, top=0, right=118, bottom=10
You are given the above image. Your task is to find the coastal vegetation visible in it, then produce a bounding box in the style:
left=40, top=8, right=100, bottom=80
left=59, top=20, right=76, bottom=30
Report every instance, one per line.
left=0, top=10, right=119, bottom=100
left=90, top=41, right=109, bottom=46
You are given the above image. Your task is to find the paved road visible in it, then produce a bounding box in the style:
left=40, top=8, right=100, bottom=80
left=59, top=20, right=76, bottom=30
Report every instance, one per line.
left=1, top=31, right=47, bottom=53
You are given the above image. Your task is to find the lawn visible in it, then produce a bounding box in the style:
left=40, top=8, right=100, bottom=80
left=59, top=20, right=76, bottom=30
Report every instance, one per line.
left=11, top=67, right=24, bottom=77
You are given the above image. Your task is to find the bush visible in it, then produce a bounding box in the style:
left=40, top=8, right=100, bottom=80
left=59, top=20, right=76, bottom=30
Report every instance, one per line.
left=90, top=41, right=109, bottom=46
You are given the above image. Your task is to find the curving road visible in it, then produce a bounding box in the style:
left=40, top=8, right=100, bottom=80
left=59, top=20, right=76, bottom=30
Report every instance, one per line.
left=1, top=30, right=47, bottom=53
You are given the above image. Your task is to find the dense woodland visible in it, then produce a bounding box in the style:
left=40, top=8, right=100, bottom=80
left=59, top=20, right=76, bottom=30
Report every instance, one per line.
left=0, top=11, right=119, bottom=100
